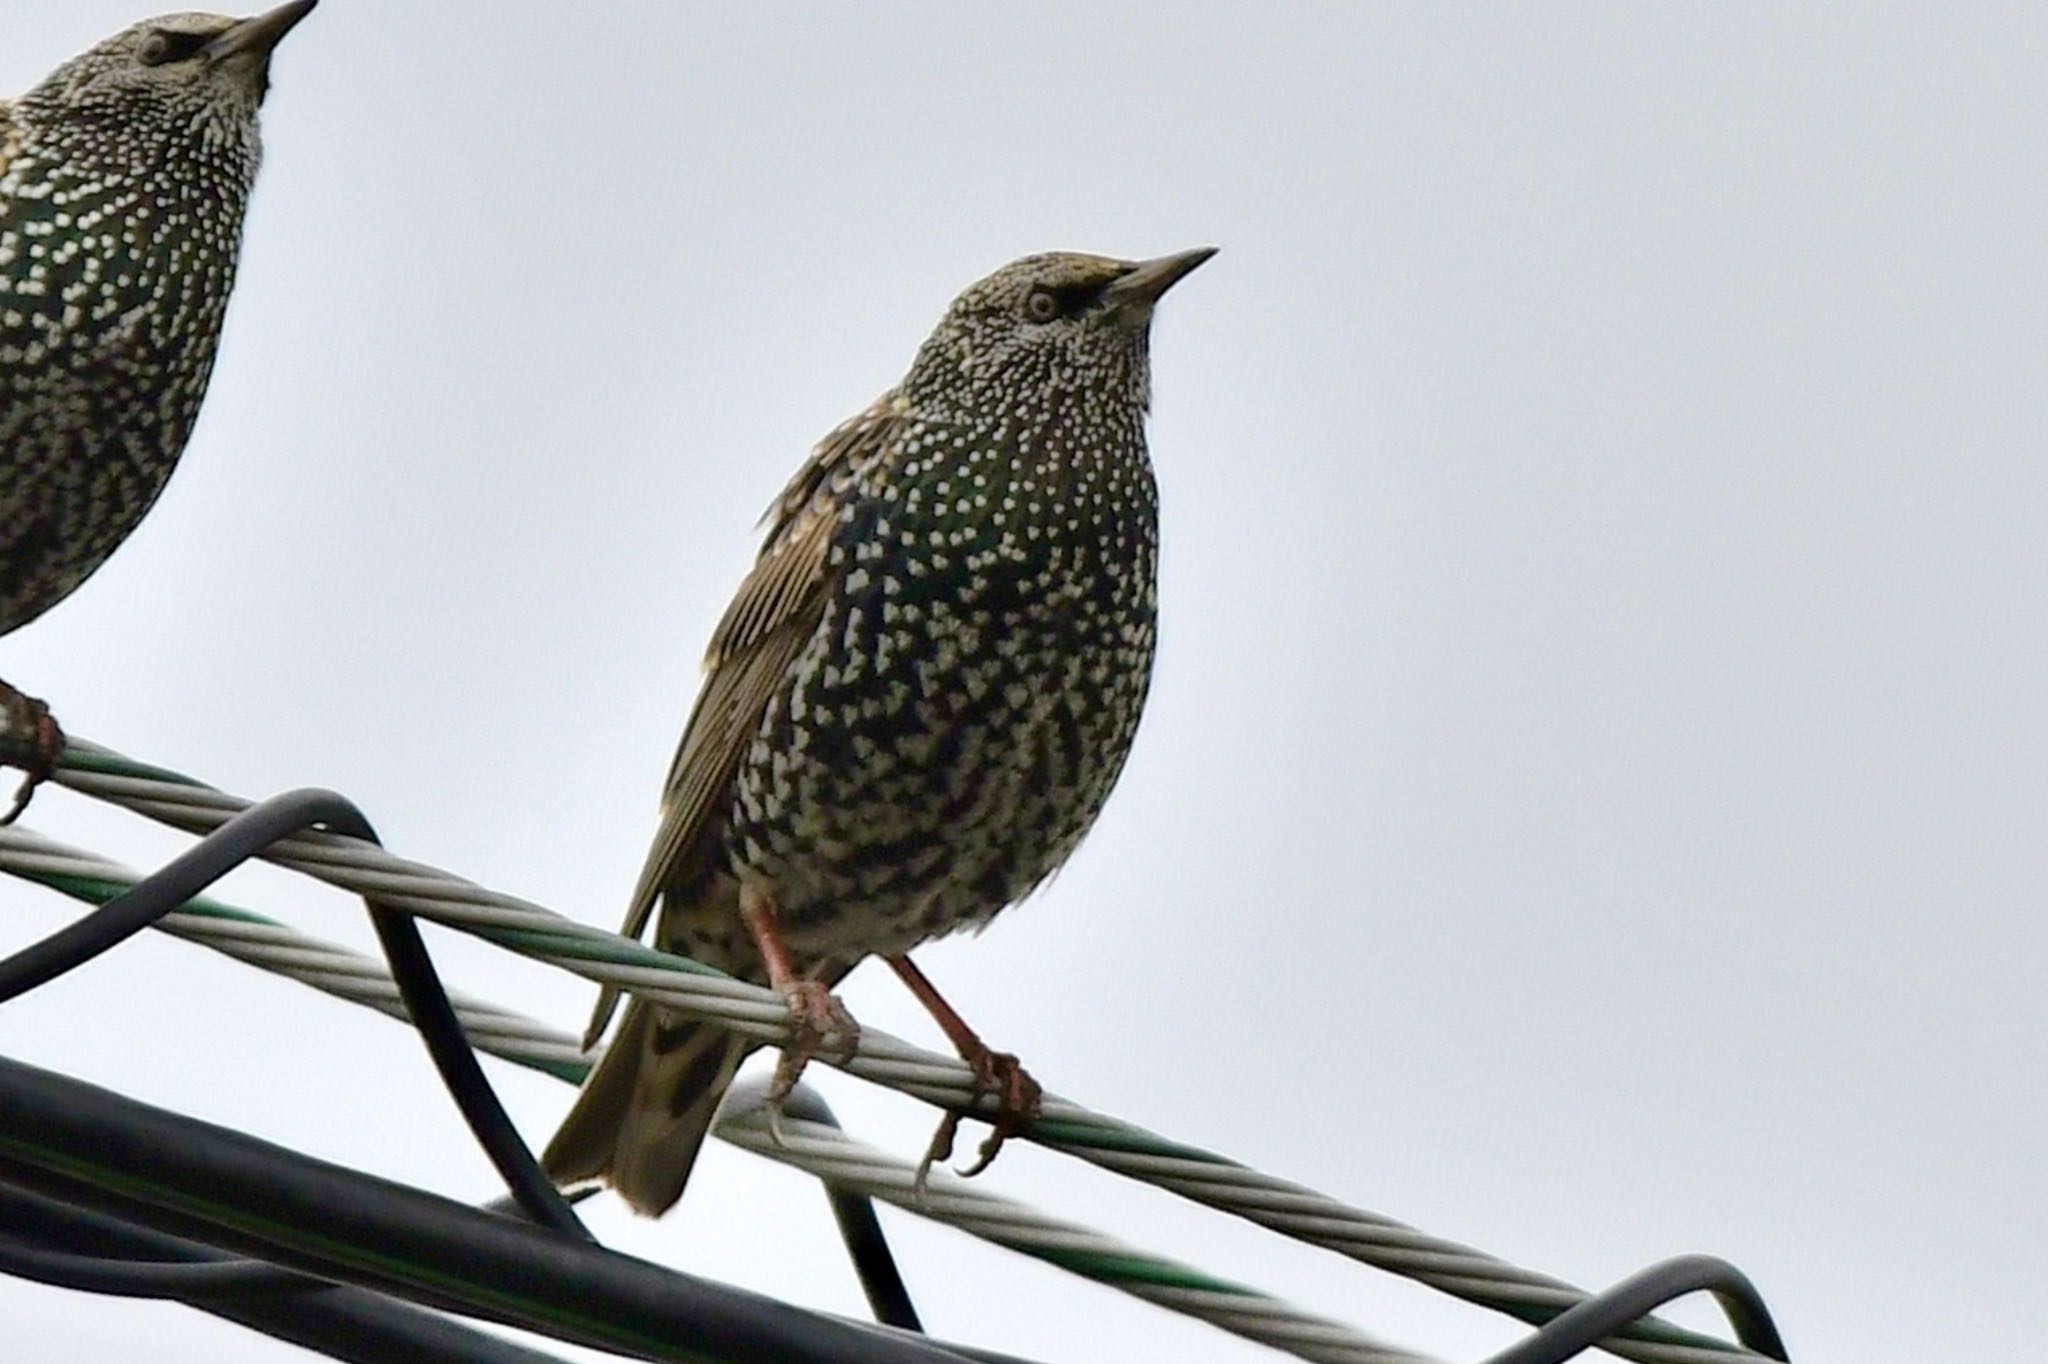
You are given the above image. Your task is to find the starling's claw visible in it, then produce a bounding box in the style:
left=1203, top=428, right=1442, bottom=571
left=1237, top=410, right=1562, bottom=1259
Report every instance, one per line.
left=763, top=980, right=859, bottom=1137
left=954, top=1050, right=1040, bottom=1179
left=0, top=687, right=64, bottom=826
left=913, top=1113, right=962, bottom=1201
left=914, top=1047, right=1041, bottom=1193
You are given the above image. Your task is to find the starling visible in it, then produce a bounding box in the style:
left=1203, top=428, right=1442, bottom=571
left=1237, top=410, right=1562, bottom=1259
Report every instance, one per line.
left=544, top=247, right=1214, bottom=1215
left=0, top=2, right=317, bottom=818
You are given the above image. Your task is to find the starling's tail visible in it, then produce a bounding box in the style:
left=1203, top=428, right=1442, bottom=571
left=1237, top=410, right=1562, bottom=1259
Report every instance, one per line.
left=540, top=999, right=749, bottom=1217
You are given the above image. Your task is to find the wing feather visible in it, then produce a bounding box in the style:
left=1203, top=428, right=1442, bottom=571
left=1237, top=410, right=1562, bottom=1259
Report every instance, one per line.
left=584, top=393, right=905, bottom=1045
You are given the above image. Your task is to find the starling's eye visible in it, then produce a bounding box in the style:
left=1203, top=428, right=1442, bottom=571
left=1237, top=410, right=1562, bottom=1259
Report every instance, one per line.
left=1024, top=289, right=1061, bottom=323
left=137, top=30, right=208, bottom=67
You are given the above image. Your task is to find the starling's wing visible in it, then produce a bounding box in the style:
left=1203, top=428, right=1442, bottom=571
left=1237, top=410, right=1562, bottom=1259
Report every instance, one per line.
left=583, top=393, right=906, bottom=1047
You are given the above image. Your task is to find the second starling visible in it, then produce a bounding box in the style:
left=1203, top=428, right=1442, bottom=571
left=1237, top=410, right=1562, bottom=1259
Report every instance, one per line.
left=544, top=247, right=1214, bottom=1215
left=0, top=3, right=317, bottom=816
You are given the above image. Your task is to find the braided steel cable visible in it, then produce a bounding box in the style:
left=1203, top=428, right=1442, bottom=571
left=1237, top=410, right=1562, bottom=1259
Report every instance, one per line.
left=8, top=738, right=1773, bottom=1364
left=0, top=829, right=584, bottom=1077
left=721, top=1082, right=1435, bottom=1364
left=0, top=824, right=1431, bottom=1364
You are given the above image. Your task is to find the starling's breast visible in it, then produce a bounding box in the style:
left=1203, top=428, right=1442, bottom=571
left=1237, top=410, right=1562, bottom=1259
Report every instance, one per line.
left=0, top=141, right=244, bottom=635
left=728, top=413, right=1160, bottom=965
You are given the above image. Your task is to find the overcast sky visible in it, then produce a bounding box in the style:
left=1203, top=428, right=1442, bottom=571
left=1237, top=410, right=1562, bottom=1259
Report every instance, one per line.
left=3, top=4, right=2043, bottom=1362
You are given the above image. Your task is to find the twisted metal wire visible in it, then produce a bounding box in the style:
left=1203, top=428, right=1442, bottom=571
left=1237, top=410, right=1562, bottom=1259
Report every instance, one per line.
left=5, top=738, right=1772, bottom=1364
left=0, top=825, right=587, bottom=1079
left=0, top=824, right=1430, bottom=1364
left=720, top=1084, right=1434, bottom=1364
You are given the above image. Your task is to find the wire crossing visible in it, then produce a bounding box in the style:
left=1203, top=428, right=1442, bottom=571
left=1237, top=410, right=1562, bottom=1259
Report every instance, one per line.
left=0, top=737, right=1783, bottom=1364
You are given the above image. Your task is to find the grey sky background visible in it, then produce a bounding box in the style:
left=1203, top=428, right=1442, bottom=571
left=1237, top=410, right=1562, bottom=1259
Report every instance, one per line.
left=3, top=3, right=2042, bottom=1361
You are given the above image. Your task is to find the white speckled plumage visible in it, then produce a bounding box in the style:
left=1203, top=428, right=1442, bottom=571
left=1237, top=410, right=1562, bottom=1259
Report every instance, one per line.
left=0, top=6, right=312, bottom=637
left=547, top=248, right=1215, bottom=1215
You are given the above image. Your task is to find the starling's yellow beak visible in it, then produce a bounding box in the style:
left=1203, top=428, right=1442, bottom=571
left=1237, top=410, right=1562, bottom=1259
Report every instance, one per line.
left=1104, top=247, right=1219, bottom=315
left=204, top=0, right=318, bottom=65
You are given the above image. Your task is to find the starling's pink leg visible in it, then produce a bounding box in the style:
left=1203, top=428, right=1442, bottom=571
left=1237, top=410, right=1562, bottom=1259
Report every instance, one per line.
left=889, top=954, right=1041, bottom=1189
left=739, top=882, right=858, bottom=1111
left=0, top=682, right=64, bottom=825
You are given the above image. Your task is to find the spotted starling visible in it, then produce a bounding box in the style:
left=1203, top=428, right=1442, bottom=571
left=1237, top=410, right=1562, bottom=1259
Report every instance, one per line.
left=0, top=2, right=316, bottom=817
left=544, top=247, right=1214, bottom=1215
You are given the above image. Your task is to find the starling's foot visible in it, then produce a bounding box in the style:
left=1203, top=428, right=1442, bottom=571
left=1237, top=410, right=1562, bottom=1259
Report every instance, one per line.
left=764, top=980, right=859, bottom=1140
left=914, top=1046, right=1042, bottom=1196
left=957, top=1049, right=1041, bottom=1178
left=0, top=686, right=65, bottom=826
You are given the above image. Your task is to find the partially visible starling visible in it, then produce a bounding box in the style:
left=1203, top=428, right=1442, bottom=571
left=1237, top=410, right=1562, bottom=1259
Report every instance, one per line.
left=0, top=3, right=316, bottom=817
left=544, top=247, right=1214, bottom=1215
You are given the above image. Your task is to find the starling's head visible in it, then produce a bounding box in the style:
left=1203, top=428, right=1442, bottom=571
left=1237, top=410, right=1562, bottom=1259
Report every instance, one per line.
left=905, top=248, right=1216, bottom=418
left=27, top=3, right=315, bottom=148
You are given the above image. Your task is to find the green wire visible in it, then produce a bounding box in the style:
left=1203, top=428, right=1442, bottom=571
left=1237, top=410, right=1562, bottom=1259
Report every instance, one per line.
left=25, top=742, right=1763, bottom=1361
left=4, top=866, right=1365, bottom=1345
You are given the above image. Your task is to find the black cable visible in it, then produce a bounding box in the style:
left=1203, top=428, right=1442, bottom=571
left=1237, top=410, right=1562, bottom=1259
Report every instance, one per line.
left=0, top=1187, right=604, bottom=1303
left=0, top=1181, right=577, bottom=1364
left=1479, top=1254, right=1789, bottom=1364
left=0, top=787, right=586, bottom=1238
left=195, top=791, right=585, bottom=1239
left=0, top=1235, right=310, bottom=1299
left=2, top=783, right=1800, bottom=1364
left=775, top=1081, right=924, bottom=1332
left=367, top=893, right=590, bottom=1240
left=0, top=793, right=344, bottom=1001
left=2, top=783, right=936, bottom=1322
left=0, top=1056, right=1007, bottom=1364
left=0, top=780, right=1799, bottom=1364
